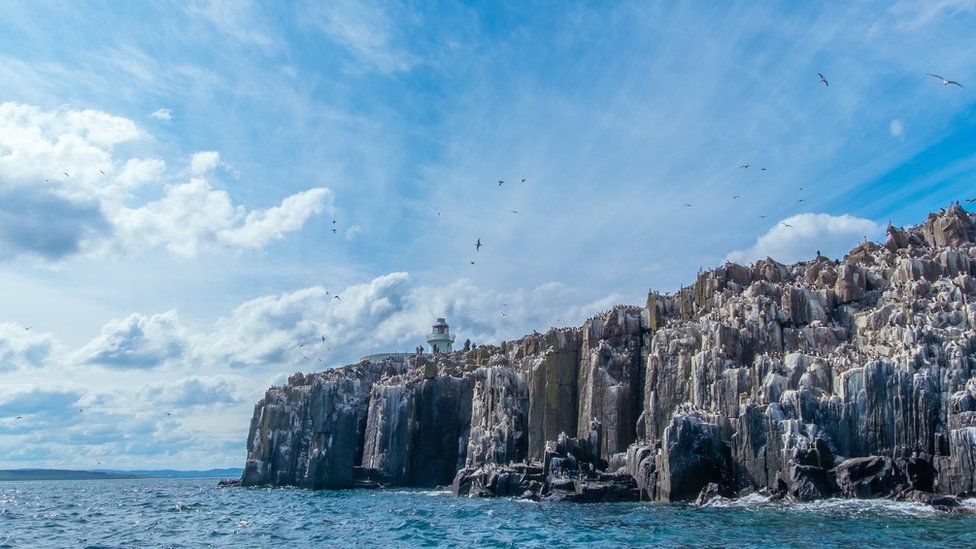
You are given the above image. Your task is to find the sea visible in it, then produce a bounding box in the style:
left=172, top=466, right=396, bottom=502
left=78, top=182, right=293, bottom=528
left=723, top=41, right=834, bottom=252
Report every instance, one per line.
left=1, top=478, right=974, bottom=548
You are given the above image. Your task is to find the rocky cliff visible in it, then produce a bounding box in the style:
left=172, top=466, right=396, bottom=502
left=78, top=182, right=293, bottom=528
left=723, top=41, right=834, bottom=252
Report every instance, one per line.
left=239, top=205, right=976, bottom=506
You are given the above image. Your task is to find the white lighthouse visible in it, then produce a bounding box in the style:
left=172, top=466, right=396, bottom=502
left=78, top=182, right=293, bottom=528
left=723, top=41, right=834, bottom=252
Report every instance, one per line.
left=426, top=317, right=455, bottom=353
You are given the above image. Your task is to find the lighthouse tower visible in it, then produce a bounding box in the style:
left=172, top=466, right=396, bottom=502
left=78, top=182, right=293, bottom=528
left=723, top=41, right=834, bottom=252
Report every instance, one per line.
left=426, top=317, right=455, bottom=353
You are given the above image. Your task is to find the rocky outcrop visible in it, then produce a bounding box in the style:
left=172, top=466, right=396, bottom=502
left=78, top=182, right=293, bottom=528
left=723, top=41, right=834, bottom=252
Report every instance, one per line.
left=240, top=205, right=976, bottom=506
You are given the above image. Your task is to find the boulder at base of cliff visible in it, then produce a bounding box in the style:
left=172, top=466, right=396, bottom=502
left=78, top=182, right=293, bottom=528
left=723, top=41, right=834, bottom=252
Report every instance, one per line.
left=788, top=465, right=834, bottom=502
left=654, top=412, right=733, bottom=502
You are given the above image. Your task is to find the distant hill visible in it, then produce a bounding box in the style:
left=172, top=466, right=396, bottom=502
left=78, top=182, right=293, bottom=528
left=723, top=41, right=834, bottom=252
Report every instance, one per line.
left=0, top=469, right=145, bottom=481
left=0, top=467, right=243, bottom=481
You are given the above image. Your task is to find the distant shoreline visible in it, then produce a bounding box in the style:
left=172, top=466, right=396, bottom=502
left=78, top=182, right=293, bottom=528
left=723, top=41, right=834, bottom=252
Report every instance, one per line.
left=0, top=468, right=243, bottom=482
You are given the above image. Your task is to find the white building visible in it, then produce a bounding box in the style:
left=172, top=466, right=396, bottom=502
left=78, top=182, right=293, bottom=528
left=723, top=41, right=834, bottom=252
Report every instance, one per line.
left=426, top=317, right=455, bottom=353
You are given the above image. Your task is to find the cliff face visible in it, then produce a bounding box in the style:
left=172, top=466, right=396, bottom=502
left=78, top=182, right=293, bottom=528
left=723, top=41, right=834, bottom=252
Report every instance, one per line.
left=240, top=206, right=976, bottom=504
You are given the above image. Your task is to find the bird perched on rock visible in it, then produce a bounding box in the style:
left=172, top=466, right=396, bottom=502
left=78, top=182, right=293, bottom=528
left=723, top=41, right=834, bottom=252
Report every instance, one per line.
left=818, top=72, right=829, bottom=87
left=927, top=73, right=963, bottom=87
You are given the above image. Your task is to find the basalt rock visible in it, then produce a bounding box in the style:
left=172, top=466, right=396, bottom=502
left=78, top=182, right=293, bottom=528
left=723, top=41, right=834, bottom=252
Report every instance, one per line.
left=239, top=206, right=976, bottom=508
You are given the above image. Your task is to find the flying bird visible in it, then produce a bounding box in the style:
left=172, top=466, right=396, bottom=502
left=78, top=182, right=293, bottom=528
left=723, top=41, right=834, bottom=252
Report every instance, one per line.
left=24, top=327, right=31, bottom=332
left=760, top=167, right=767, bottom=172
left=498, top=180, right=504, bottom=186
left=740, top=164, right=750, bottom=169
left=470, top=261, right=475, bottom=265
left=966, top=198, right=976, bottom=204
left=759, top=215, right=767, bottom=219
left=683, top=203, right=692, bottom=207
left=64, top=172, right=70, bottom=178
left=781, top=223, right=793, bottom=228
left=298, top=342, right=305, bottom=348
left=321, top=336, right=326, bottom=343
left=15, top=416, right=21, bottom=420
left=332, top=228, right=337, bottom=236
left=927, top=73, right=963, bottom=87
left=476, top=238, right=481, bottom=252
left=521, top=178, right=526, bottom=183
left=796, top=199, right=805, bottom=203
left=99, top=170, right=106, bottom=175
left=818, top=72, right=829, bottom=87
left=301, top=353, right=311, bottom=362
left=732, top=195, right=741, bottom=199
left=334, top=295, right=340, bottom=300
left=511, top=210, right=518, bottom=214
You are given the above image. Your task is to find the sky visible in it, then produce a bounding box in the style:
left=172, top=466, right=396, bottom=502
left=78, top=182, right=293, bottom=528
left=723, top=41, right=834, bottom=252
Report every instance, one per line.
left=0, top=1, right=974, bottom=470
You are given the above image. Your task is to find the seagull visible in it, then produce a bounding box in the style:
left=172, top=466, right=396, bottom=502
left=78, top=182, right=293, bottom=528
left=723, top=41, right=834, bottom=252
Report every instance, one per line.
left=732, top=195, right=741, bottom=199
left=927, top=73, right=963, bottom=88
left=476, top=238, right=481, bottom=252
left=321, top=336, right=326, bottom=343
left=781, top=223, right=793, bottom=228
left=334, top=295, right=340, bottom=300
left=966, top=198, right=976, bottom=204
left=818, top=72, right=829, bottom=87
left=64, top=172, right=70, bottom=178
left=332, top=228, right=337, bottom=236
left=15, top=416, right=21, bottom=419
left=498, top=180, right=504, bottom=186
left=740, top=164, right=750, bottom=169
left=99, top=170, right=106, bottom=175
left=511, top=210, right=518, bottom=214
left=521, top=178, right=526, bottom=183
left=760, top=167, right=767, bottom=172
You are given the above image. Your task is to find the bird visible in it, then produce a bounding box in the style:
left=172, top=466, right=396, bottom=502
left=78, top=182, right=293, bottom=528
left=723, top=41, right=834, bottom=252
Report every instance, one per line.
left=15, top=416, right=21, bottom=420
left=732, top=195, right=741, bottom=199
left=511, top=210, right=518, bottom=214
left=334, top=295, right=340, bottom=300
left=332, top=228, right=337, bottom=236
left=740, top=164, right=750, bottom=169
left=99, top=170, right=106, bottom=175
left=24, top=326, right=31, bottom=332
left=501, top=312, right=508, bottom=317
left=165, top=412, right=171, bottom=416
left=298, top=342, right=305, bottom=348
left=818, top=72, right=829, bottom=87
left=966, top=198, right=976, bottom=204
left=927, top=73, right=963, bottom=88
left=781, top=223, right=793, bottom=228
left=470, top=261, right=475, bottom=265
left=796, top=199, right=805, bottom=203
left=498, top=180, right=504, bottom=186
left=321, top=336, right=326, bottom=343
left=759, top=215, right=767, bottom=219
left=79, top=409, right=83, bottom=413
left=683, top=203, right=692, bottom=207
left=64, top=172, right=70, bottom=178
left=476, top=238, right=481, bottom=252
left=521, top=178, right=526, bottom=183
left=301, top=353, right=311, bottom=362
left=760, top=167, right=767, bottom=172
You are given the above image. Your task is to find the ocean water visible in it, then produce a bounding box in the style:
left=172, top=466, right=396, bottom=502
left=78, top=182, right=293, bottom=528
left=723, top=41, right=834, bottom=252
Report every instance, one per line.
left=1, top=478, right=974, bottom=548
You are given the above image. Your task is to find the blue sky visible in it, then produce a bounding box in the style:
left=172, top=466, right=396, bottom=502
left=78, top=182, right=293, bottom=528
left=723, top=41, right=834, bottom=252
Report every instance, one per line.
left=0, top=1, right=974, bottom=469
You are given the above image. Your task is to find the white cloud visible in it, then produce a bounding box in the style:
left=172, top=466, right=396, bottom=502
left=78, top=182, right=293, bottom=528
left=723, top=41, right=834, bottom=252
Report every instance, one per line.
left=890, top=119, right=905, bottom=138
left=0, top=102, right=329, bottom=260
left=137, top=375, right=243, bottom=407
left=726, top=213, right=882, bottom=265
left=344, top=224, right=362, bottom=239
left=189, top=150, right=220, bottom=175
left=114, top=180, right=332, bottom=257
left=150, top=108, right=172, bottom=121
left=73, top=311, right=188, bottom=370
left=306, top=0, right=417, bottom=74
left=0, top=324, right=57, bottom=372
